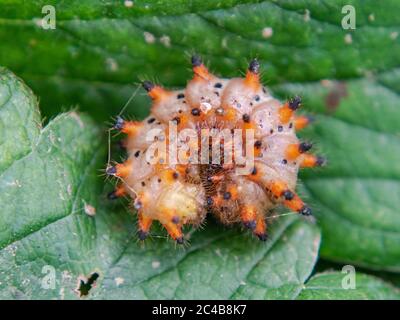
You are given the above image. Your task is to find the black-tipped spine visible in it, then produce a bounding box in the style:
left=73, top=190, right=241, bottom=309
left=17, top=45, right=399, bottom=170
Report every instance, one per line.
left=248, top=59, right=260, bottom=74
left=113, top=116, right=125, bottom=130
left=299, top=142, right=313, bottom=153
left=243, top=220, right=257, bottom=230
left=106, top=166, right=117, bottom=176
left=107, top=190, right=118, bottom=200
left=256, top=233, right=268, bottom=241
left=289, top=96, right=302, bottom=110
left=306, top=114, right=315, bottom=123
left=191, top=108, right=201, bottom=116
left=142, top=80, right=155, bottom=92
left=191, top=55, right=202, bottom=67
left=138, top=230, right=148, bottom=241
left=316, top=156, right=327, bottom=166
left=282, top=190, right=294, bottom=201
left=299, top=206, right=312, bottom=216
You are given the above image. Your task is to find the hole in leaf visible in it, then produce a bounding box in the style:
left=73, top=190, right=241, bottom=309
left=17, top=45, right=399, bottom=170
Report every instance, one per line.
left=76, top=272, right=100, bottom=297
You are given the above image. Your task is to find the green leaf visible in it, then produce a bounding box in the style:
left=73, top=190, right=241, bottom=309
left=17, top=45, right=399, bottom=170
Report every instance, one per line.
left=0, top=74, right=102, bottom=251
left=0, top=68, right=41, bottom=173
left=0, top=68, right=106, bottom=299
left=4, top=68, right=397, bottom=300
left=273, top=73, right=400, bottom=271
left=1, top=0, right=400, bottom=297
left=297, top=272, right=400, bottom=300
left=2, top=1, right=400, bottom=122
left=94, top=215, right=321, bottom=300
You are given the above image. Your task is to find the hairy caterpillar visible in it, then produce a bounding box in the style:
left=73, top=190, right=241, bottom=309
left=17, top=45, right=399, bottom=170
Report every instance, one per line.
left=106, top=56, right=325, bottom=244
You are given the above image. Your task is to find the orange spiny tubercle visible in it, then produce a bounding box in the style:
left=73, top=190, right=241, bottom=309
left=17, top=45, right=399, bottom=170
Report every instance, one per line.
left=283, top=194, right=312, bottom=216
left=301, top=154, right=326, bottom=168
left=254, top=215, right=267, bottom=241
left=241, top=205, right=257, bottom=229
left=138, top=212, right=153, bottom=240
left=191, top=55, right=213, bottom=81
left=286, top=142, right=313, bottom=160
left=163, top=221, right=184, bottom=243
left=294, top=115, right=314, bottom=130
left=244, top=59, right=261, bottom=90
left=107, top=185, right=126, bottom=200
left=143, top=81, right=170, bottom=100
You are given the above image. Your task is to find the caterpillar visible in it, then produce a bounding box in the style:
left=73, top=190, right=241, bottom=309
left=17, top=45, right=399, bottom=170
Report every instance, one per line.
left=106, top=56, right=325, bottom=244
